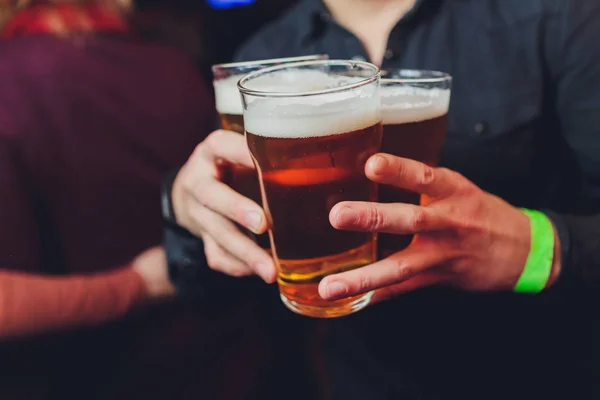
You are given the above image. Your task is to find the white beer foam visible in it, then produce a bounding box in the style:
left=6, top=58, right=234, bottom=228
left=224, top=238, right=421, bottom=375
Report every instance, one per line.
left=214, top=70, right=349, bottom=116
left=380, top=86, right=450, bottom=125
left=242, top=69, right=364, bottom=93
left=245, top=95, right=380, bottom=138
left=244, top=69, right=381, bottom=138
left=214, top=74, right=244, bottom=115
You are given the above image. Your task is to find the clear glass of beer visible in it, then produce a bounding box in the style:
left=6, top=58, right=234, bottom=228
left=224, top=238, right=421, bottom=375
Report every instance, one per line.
left=212, top=55, right=329, bottom=249
left=379, top=69, right=452, bottom=258
left=238, top=60, right=383, bottom=318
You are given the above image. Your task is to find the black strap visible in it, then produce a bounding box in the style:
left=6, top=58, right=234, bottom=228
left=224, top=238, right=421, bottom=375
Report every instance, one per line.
left=161, top=168, right=180, bottom=227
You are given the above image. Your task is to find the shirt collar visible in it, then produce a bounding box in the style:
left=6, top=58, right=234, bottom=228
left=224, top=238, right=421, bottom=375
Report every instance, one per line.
left=299, top=0, right=434, bottom=44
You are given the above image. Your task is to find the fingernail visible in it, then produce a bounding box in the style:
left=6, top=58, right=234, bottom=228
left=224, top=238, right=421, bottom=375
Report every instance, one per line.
left=369, top=155, right=388, bottom=173
left=244, top=210, right=263, bottom=233
left=325, top=281, right=348, bottom=299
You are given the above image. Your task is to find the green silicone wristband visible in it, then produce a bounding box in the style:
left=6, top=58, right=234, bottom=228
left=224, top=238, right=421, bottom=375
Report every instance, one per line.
left=514, top=209, right=555, bottom=293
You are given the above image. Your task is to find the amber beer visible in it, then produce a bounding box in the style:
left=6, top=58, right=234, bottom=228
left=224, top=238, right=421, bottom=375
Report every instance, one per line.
left=212, top=56, right=328, bottom=249
left=379, top=70, right=452, bottom=258
left=239, top=60, right=382, bottom=318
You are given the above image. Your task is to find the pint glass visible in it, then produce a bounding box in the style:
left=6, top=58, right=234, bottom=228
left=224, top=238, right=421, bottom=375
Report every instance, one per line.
left=238, top=60, right=382, bottom=318
left=379, top=69, right=452, bottom=258
left=212, top=55, right=328, bottom=249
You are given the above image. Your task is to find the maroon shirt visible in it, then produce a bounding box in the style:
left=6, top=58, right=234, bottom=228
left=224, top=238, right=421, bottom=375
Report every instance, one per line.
left=0, top=33, right=213, bottom=273
left=0, top=33, right=251, bottom=400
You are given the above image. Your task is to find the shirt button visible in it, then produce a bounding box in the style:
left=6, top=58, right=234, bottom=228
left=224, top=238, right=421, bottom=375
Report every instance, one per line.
left=181, top=257, right=193, bottom=269
left=384, top=49, right=395, bottom=60
left=474, top=122, right=489, bottom=136
left=319, top=12, right=331, bottom=22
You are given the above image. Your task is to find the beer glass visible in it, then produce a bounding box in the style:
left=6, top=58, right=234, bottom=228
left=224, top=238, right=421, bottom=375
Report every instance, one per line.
left=238, top=60, right=382, bottom=318
left=379, top=69, right=452, bottom=258
left=212, top=55, right=328, bottom=249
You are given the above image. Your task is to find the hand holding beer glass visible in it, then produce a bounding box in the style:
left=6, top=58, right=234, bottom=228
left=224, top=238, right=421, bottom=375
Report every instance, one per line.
left=238, top=60, right=383, bottom=318
left=378, top=69, right=452, bottom=257
left=212, top=56, right=328, bottom=250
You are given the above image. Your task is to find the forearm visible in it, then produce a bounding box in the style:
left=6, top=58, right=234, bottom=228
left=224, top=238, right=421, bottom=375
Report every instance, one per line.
left=0, top=266, right=147, bottom=339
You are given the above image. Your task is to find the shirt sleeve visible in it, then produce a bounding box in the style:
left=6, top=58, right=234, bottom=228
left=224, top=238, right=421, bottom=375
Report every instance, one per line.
left=545, top=0, right=600, bottom=284
left=0, top=265, right=147, bottom=339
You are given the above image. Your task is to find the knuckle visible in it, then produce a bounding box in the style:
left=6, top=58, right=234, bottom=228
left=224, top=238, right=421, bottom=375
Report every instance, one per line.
left=233, top=244, right=259, bottom=270
left=193, top=180, right=225, bottom=210
left=454, top=214, right=479, bottom=234
left=180, top=178, right=194, bottom=198
left=190, top=141, right=204, bottom=158
left=461, top=181, right=479, bottom=196
left=365, top=205, right=386, bottom=231
left=204, top=130, right=224, bottom=147
left=358, top=274, right=372, bottom=292
left=179, top=167, right=213, bottom=201
left=191, top=140, right=209, bottom=162
left=394, top=161, right=409, bottom=180
left=391, top=259, right=413, bottom=282
left=407, top=208, right=427, bottom=231
left=201, top=130, right=228, bottom=158
left=190, top=207, right=209, bottom=231
left=437, top=167, right=454, bottom=176
left=418, top=165, right=436, bottom=186
left=451, top=200, right=485, bottom=233
left=204, top=246, right=223, bottom=272
left=202, top=135, right=217, bottom=156
left=176, top=166, right=194, bottom=194
left=191, top=182, right=211, bottom=207
left=439, top=200, right=480, bottom=234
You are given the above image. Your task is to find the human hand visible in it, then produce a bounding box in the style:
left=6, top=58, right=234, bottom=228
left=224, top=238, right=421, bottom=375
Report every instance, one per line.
left=171, top=130, right=276, bottom=283
left=132, top=246, right=176, bottom=300
left=319, top=154, right=562, bottom=303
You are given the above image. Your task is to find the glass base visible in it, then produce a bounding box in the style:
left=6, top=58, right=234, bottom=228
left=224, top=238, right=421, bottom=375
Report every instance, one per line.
left=280, top=290, right=374, bottom=319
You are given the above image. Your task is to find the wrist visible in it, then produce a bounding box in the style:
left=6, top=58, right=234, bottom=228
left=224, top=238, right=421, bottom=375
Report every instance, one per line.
left=545, top=224, right=562, bottom=288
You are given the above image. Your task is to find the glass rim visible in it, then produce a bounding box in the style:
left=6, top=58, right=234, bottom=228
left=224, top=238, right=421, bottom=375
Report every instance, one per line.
left=211, top=55, right=329, bottom=73
left=237, top=59, right=381, bottom=98
left=381, top=68, right=452, bottom=84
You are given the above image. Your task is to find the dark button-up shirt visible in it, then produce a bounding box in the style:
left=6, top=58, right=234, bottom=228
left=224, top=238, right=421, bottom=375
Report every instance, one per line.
left=169, top=0, right=600, bottom=399
left=237, top=0, right=600, bottom=286
left=238, top=0, right=600, bottom=398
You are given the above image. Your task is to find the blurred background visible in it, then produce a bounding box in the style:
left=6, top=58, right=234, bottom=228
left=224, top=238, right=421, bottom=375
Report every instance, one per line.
left=134, top=0, right=299, bottom=85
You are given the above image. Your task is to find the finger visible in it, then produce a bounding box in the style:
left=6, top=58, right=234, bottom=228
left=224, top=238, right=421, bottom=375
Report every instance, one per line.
left=200, top=130, right=255, bottom=169
left=330, top=201, right=453, bottom=234
left=371, top=272, right=447, bottom=304
left=318, top=242, right=449, bottom=300
left=366, top=154, right=469, bottom=198
left=193, top=206, right=276, bottom=283
left=192, top=177, right=268, bottom=235
left=203, top=236, right=255, bottom=278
